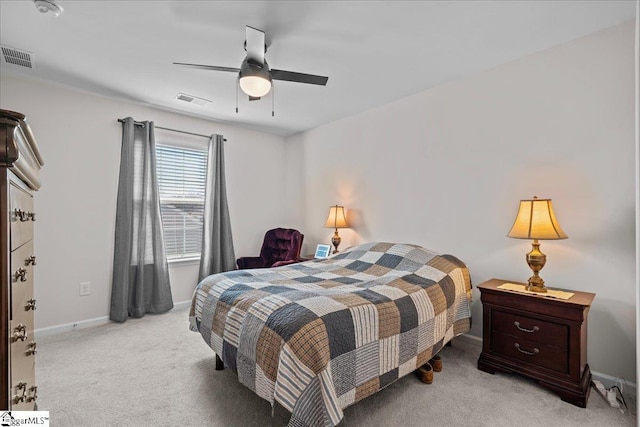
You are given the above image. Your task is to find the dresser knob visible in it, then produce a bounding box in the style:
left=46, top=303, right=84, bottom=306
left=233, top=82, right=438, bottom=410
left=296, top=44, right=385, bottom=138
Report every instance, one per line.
left=13, top=267, right=28, bottom=282
left=12, top=324, right=28, bottom=342
left=25, top=299, right=37, bottom=311
left=25, top=255, right=37, bottom=266
left=26, top=341, right=37, bottom=356
left=514, top=321, right=539, bottom=333
left=26, top=385, right=38, bottom=402
left=514, top=343, right=539, bottom=356
left=12, top=381, right=27, bottom=404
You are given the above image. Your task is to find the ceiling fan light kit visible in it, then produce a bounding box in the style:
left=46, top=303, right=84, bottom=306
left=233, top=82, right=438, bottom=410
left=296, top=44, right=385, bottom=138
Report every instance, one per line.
left=239, top=75, right=271, bottom=98
left=239, top=59, right=272, bottom=98
left=33, top=0, right=64, bottom=16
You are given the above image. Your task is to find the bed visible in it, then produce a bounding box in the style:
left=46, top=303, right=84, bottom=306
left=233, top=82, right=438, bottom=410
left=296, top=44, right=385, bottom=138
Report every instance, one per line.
left=189, top=242, right=472, bottom=427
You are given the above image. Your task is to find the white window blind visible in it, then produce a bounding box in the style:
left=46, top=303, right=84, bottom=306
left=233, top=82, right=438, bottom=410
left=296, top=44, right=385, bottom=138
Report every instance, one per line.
left=156, top=144, right=207, bottom=259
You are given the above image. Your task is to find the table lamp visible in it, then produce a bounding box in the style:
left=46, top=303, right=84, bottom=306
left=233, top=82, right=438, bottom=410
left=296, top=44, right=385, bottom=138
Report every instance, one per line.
left=324, top=205, right=349, bottom=254
left=507, top=196, right=567, bottom=292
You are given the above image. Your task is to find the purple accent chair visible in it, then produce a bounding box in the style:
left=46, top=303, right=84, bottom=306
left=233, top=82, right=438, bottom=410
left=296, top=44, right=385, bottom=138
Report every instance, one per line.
left=236, top=228, right=304, bottom=269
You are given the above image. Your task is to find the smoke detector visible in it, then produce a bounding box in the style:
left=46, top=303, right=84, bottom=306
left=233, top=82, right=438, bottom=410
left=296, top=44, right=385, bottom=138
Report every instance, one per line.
left=33, top=0, right=64, bottom=17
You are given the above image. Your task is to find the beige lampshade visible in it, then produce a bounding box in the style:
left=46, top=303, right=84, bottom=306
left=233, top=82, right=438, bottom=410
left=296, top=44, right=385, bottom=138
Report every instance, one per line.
left=507, top=197, right=567, bottom=240
left=324, top=205, right=349, bottom=229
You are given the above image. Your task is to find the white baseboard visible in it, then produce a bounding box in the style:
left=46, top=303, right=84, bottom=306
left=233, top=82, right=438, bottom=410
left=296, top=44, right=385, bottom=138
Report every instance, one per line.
left=35, top=315, right=110, bottom=337
left=454, top=333, right=637, bottom=399
left=173, top=300, right=192, bottom=310
left=35, top=300, right=192, bottom=337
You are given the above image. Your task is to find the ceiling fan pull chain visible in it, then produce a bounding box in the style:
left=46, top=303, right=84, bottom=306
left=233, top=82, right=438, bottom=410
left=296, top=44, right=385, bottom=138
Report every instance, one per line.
left=236, top=77, right=239, bottom=113
left=272, top=82, right=275, bottom=117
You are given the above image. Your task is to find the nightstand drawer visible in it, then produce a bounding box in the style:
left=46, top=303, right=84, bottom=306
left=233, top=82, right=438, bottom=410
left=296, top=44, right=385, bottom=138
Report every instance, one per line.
left=491, top=310, right=568, bottom=350
left=491, top=331, right=568, bottom=373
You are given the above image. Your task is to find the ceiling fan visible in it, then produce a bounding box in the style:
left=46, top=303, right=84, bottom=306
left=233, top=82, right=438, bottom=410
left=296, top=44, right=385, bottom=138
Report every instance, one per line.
left=174, top=26, right=329, bottom=102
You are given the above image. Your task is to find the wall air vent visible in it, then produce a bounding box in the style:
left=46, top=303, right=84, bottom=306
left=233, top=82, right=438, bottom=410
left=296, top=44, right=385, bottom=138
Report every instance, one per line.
left=1, top=46, right=34, bottom=69
left=174, top=93, right=211, bottom=106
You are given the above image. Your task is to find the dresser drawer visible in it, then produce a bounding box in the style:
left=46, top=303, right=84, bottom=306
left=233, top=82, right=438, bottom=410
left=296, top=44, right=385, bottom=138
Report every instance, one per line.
left=9, top=182, right=34, bottom=250
left=10, top=321, right=36, bottom=386
left=491, top=309, right=568, bottom=350
left=11, top=242, right=35, bottom=327
left=9, top=343, right=36, bottom=411
left=491, top=330, right=568, bottom=373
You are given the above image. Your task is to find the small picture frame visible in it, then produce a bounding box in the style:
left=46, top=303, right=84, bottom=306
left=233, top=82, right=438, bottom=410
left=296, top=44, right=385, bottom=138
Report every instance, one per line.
left=314, top=244, right=331, bottom=259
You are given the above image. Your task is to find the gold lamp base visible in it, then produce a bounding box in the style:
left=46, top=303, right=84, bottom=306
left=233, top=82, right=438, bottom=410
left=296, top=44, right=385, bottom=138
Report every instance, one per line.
left=331, top=229, right=341, bottom=254
left=526, top=240, right=547, bottom=292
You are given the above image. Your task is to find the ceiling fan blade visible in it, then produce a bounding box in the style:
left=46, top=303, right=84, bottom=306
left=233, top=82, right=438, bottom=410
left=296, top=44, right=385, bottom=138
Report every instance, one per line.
left=245, top=26, right=265, bottom=66
left=270, top=69, right=328, bottom=86
left=173, top=62, right=240, bottom=73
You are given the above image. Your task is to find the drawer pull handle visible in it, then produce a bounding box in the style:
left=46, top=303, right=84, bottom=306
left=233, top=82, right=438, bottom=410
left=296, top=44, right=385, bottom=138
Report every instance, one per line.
left=14, top=208, right=29, bottom=222
left=25, top=299, right=37, bottom=311
left=12, top=324, right=28, bottom=342
left=26, top=385, right=38, bottom=402
left=13, top=267, right=28, bottom=282
left=514, top=321, right=539, bottom=333
left=514, top=343, right=539, bottom=356
left=13, top=209, right=35, bottom=222
left=12, top=381, right=27, bottom=404
left=26, top=341, right=37, bottom=356
left=25, top=255, right=37, bottom=266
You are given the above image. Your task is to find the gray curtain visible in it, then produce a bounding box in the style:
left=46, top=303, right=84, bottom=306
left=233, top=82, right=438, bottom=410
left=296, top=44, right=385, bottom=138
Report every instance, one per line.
left=199, top=134, right=236, bottom=281
left=110, top=117, right=173, bottom=322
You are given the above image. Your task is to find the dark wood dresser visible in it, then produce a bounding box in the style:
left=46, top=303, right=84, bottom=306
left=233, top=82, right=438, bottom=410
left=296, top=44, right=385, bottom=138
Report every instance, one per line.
left=477, top=278, right=595, bottom=407
left=1, top=109, right=44, bottom=410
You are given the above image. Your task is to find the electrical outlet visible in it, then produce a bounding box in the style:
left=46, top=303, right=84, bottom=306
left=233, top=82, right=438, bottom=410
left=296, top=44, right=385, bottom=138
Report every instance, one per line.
left=79, top=281, right=91, bottom=296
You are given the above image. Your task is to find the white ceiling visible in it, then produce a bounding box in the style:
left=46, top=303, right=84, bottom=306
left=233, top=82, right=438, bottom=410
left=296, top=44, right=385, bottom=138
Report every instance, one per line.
left=0, top=1, right=635, bottom=137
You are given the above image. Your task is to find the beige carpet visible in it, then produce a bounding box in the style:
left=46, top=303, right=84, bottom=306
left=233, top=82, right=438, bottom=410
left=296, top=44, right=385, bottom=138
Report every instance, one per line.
left=35, top=306, right=635, bottom=426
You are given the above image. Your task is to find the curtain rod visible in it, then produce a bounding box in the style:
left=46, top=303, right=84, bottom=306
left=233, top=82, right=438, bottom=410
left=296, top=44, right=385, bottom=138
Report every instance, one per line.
left=116, top=118, right=226, bottom=141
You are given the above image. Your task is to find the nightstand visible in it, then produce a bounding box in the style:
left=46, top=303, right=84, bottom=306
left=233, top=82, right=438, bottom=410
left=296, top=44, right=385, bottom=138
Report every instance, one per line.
left=477, top=278, right=595, bottom=407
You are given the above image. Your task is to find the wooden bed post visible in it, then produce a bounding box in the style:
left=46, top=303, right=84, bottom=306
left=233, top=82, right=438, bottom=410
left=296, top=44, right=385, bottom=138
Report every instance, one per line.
left=215, top=354, right=224, bottom=370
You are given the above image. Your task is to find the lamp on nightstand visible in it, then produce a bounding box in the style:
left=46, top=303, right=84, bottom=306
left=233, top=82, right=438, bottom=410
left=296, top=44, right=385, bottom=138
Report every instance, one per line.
left=324, top=205, right=349, bottom=254
left=507, top=196, right=567, bottom=293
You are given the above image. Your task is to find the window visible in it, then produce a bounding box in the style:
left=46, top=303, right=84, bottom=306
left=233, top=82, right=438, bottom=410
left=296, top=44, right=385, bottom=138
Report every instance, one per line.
left=156, top=144, right=207, bottom=260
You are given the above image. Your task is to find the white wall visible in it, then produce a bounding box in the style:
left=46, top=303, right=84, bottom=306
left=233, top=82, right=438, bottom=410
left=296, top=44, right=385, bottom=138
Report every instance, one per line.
left=0, top=74, right=287, bottom=328
left=286, top=21, right=637, bottom=382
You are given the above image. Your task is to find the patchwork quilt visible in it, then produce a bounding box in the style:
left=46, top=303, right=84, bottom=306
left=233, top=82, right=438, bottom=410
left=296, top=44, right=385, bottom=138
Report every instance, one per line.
left=190, top=242, right=472, bottom=427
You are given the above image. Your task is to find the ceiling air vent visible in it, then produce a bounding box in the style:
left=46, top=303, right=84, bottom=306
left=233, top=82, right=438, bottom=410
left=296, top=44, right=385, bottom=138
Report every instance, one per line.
left=1, top=46, right=34, bottom=69
left=174, top=93, right=211, bottom=107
